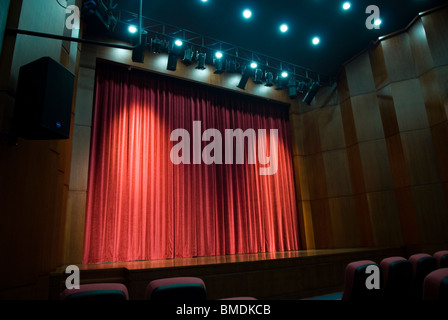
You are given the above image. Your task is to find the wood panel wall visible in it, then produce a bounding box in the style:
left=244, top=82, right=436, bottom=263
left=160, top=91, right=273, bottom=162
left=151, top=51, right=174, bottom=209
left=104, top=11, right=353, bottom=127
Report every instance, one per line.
left=291, top=6, right=448, bottom=254
left=0, top=0, right=81, bottom=299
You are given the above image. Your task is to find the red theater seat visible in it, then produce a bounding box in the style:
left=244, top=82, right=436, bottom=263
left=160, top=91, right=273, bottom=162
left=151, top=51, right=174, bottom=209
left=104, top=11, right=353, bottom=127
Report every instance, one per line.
left=423, top=268, right=448, bottom=301
left=60, top=283, right=129, bottom=300
left=380, top=257, right=413, bottom=300
left=341, top=260, right=382, bottom=301
left=434, top=251, right=448, bottom=268
left=145, top=277, right=207, bottom=300
left=409, top=253, right=438, bottom=299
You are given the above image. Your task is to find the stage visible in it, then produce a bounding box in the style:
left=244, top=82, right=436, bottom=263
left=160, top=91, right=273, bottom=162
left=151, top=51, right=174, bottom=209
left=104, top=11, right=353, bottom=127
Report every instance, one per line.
left=49, top=247, right=404, bottom=300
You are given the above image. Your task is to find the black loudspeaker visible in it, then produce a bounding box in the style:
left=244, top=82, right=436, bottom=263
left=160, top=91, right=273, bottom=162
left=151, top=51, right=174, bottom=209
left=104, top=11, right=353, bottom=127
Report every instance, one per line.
left=13, top=57, right=74, bottom=140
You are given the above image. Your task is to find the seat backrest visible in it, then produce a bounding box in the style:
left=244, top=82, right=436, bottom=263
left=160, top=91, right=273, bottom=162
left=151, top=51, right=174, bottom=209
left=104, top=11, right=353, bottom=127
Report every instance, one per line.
left=60, top=283, right=129, bottom=300
left=423, top=268, right=448, bottom=300
left=341, top=260, right=381, bottom=301
left=434, top=251, right=448, bottom=268
left=409, top=253, right=438, bottom=300
left=146, top=277, right=207, bottom=300
left=380, top=257, right=413, bottom=300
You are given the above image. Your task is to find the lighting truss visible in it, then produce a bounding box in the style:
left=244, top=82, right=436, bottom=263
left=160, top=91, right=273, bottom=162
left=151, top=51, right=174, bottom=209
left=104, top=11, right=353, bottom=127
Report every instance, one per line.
left=115, top=9, right=333, bottom=86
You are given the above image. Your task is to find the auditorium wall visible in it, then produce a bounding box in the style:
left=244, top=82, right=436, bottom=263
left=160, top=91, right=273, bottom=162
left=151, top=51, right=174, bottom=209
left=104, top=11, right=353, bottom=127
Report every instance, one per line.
left=0, top=0, right=81, bottom=299
left=291, top=6, right=448, bottom=254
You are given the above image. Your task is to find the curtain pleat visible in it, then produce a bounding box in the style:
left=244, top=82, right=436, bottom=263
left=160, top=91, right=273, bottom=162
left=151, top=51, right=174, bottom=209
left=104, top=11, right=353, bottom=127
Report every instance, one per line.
left=83, top=62, right=300, bottom=263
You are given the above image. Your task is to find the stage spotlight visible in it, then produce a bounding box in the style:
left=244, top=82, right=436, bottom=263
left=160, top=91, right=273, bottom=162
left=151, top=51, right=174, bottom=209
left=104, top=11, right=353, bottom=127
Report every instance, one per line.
left=237, top=66, right=252, bottom=90
left=250, top=62, right=258, bottom=69
left=167, top=40, right=184, bottom=71
left=312, top=37, right=321, bottom=46
left=215, top=51, right=223, bottom=59
left=214, top=52, right=224, bottom=74
left=128, top=25, right=138, bottom=34
left=281, top=71, right=289, bottom=78
left=275, top=74, right=285, bottom=90
left=182, top=47, right=194, bottom=65
left=303, top=82, right=320, bottom=105
left=225, top=60, right=237, bottom=73
left=343, top=2, right=351, bottom=10
left=298, top=81, right=308, bottom=94
left=288, top=76, right=298, bottom=99
left=280, top=24, right=288, bottom=33
left=265, top=72, right=274, bottom=87
left=196, top=52, right=207, bottom=70
left=151, top=38, right=162, bottom=53
left=253, top=69, right=264, bottom=84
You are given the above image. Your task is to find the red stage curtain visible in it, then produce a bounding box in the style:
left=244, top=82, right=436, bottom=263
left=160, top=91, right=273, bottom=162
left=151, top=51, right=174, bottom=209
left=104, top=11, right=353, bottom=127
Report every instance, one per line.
left=83, top=62, right=300, bottom=263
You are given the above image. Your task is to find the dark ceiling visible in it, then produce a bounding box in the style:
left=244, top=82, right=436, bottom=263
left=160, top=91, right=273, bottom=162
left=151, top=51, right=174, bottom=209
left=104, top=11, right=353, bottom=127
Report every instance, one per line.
left=85, top=0, right=447, bottom=80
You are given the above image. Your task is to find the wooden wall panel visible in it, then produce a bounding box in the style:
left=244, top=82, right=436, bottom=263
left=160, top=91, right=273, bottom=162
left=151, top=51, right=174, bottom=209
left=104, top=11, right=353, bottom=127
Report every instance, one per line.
left=369, top=43, right=389, bottom=90
left=322, top=149, right=352, bottom=198
left=366, top=191, right=403, bottom=247
left=381, top=32, right=418, bottom=83
left=310, top=199, right=333, bottom=249
left=419, top=66, right=448, bottom=127
left=390, top=79, right=429, bottom=132
left=306, top=153, right=328, bottom=200
left=411, top=184, right=448, bottom=244
left=350, top=93, right=385, bottom=142
left=408, top=20, right=434, bottom=76
left=317, top=105, right=346, bottom=152
left=378, top=93, right=400, bottom=138
left=431, top=121, right=448, bottom=182
left=358, top=139, right=394, bottom=193
left=300, top=110, right=321, bottom=156
left=345, top=51, right=376, bottom=97
left=421, top=7, right=448, bottom=68
left=385, top=134, right=410, bottom=189
left=339, top=99, right=358, bottom=147
left=400, top=129, right=441, bottom=186
left=394, top=187, right=420, bottom=246
left=328, top=197, right=360, bottom=248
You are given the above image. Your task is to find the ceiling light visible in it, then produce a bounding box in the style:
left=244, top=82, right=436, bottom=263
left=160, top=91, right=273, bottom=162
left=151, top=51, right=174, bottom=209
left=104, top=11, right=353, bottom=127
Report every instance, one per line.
left=250, top=62, right=258, bottom=69
left=375, top=19, right=382, bottom=26
left=343, top=2, right=351, bottom=10
left=312, top=37, right=320, bottom=45
left=215, top=51, right=223, bottom=59
left=214, top=52, right=224, bottom=74
left=280, top=24, right=288, bottom=33
left=174, top=39, right=183, bottom=47
left=281, top=71, right=289, bottom=78
left=243, top=9, right=252, bottom=19
left=128, top=25, right=138, bottom=34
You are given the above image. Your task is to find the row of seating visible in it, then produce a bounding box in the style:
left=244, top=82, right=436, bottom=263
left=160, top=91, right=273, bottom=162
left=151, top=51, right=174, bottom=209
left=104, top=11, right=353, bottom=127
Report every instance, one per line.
left=61, top=276, right=257, bottom=301
left=341, top=250, right=448, bottom=301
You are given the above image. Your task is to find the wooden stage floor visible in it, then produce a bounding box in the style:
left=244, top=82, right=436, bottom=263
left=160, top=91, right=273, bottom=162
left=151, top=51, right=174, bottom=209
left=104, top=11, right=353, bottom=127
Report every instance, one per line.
left=50, top=247, right=405, bottom=300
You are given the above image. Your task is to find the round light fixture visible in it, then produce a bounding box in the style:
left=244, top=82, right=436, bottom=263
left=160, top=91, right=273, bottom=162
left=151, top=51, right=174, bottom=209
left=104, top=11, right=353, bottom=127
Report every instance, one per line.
left=128, top=25, right=138, bottom=34
left=312, top=37, right=320, bottom=45
left=280, top=24, right=288, bottom=33
left=215, top=51, right=223, bottom=59
left=343, top=2, right=351, bottom=10
left=243, top=9, right=252, bottom=19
